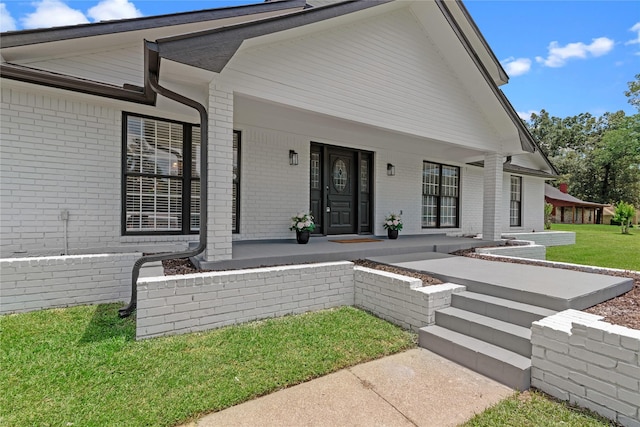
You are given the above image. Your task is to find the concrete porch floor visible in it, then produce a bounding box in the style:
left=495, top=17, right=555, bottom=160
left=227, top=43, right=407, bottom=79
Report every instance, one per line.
left=194, top=234, right=497, bottom=270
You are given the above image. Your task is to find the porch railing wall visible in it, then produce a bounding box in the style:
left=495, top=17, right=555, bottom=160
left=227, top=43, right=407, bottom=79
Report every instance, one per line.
left=0, top=253, right=138, bottom=314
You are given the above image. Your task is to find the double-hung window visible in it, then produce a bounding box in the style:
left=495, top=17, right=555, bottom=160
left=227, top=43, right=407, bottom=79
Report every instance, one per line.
left=510, top=176, right=522, bottom=227
left=422, top=162, right=460, bottom=228
left=123, top=113, right=200, bottom=234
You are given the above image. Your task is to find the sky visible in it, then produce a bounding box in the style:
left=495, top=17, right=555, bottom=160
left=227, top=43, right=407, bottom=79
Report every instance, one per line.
left=1, top=0, right=638, bottom=120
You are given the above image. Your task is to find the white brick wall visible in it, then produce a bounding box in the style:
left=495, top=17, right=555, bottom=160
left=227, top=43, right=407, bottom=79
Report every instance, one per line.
left=0, top=84, right=196, bottom=257
left=502, top=231, right=576, bottom=247
left=354, top=266, right=466, bottom=331
left=236, top=127, right=309, bottom=240
left=0, top=253, right=139, bottom=314
left=483, top=153, right=503, bottom=241
left=136, top=261, right=470, bottom=340
left=532, top=310, right=640, bottom=427
left=476, top=242, right=546, bottom=260
left=205, top=79, right=234, bottom=261
left=136, top=261, right=355, bottom=339
left=461, top=166, right=484, bottom=235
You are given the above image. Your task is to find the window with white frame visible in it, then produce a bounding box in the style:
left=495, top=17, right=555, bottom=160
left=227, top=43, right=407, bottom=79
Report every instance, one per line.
left=422, top=162, right=460, bottom=228
left=510, top=176, right=522, bottom=227
left=123, top=113, right=200, bottom=234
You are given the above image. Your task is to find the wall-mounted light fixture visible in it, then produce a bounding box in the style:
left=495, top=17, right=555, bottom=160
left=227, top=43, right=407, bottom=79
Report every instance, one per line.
left=387, top=163, right=395, bottom=176
left=289, top=150, right=299, bottom=166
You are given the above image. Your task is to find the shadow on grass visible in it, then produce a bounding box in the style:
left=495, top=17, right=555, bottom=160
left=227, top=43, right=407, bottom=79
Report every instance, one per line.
left=79, top=303, right=136, bottom=344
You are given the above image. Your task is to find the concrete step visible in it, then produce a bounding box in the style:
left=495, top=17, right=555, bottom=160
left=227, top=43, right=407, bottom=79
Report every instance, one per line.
left=435, top=307, right=532, bottom=357
left=452, top=291, right=556, bottom=328
left=419, top=325, right=531, bottom=390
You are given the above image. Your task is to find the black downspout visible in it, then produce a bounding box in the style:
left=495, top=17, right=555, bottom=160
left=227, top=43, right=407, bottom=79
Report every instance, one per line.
left=119, top=46, right=209, bottom=318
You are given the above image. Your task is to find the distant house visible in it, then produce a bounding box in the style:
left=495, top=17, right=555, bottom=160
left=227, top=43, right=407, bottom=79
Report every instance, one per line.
left=602, top=205, right=640, bottom=226
left=545, top=184, right=606, bottom=224
left=1, top=0, right=557, bottom=262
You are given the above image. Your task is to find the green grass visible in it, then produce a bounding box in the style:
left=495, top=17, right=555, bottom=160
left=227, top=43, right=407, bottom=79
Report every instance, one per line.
left=546, top=223, right=640, bottom=270
left=0, top=304, right=414, bottom=427
left=462, top=391, right=616, bottom=426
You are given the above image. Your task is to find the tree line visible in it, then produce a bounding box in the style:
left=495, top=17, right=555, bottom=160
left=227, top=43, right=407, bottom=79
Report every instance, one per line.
left=526, top=74, right=640, bottom=208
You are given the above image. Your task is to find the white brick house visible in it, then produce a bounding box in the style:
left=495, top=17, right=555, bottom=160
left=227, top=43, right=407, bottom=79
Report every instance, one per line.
left=0, top=0, right=556, bottom=262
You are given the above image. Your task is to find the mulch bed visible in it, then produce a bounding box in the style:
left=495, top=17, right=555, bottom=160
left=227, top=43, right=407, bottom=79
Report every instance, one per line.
left=163, top=253, right=639, bottom=330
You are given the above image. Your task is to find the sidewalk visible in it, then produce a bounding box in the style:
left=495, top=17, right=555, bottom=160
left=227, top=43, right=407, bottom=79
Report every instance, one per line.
left=184, top=349, right=513, bottom=427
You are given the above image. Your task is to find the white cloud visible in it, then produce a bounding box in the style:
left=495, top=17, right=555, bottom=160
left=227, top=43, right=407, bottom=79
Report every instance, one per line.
left=535, top=37, right=615, bottom=68
left=0, top=3, right=17, bottom=31
left=88, top=0, right=142, bottom=22
left=517, top=110, right=538, bottom=121
left=625, top=22, right=640, bottom=45
left=501, top=57, right=532, bottom=77
left=21, top=0, right=89, bottom=29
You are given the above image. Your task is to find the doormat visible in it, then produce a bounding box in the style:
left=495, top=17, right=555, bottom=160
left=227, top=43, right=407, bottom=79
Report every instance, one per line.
left=328, top=238, right=382, bottom=244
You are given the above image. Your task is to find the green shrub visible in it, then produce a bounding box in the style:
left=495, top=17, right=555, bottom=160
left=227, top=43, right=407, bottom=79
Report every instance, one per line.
left=613, top=201, right=636, bottom=234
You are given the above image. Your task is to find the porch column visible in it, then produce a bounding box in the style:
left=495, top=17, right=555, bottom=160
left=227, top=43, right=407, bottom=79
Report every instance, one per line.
left=482, top=152, right=503, bottom=241
left=205, top=78, right=234, bottom=262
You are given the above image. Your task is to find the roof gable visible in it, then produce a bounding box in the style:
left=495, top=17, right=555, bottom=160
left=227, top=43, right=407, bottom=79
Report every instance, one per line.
left=154, top=0, right=392, bottom=73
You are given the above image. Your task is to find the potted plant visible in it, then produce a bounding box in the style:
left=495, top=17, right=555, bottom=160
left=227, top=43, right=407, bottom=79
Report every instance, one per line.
left=290, top=212, right=315, bottom=244
left=383, top=213, right=403, bottom=239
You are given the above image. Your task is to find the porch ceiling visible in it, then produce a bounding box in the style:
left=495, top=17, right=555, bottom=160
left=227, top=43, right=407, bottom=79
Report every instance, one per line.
left=235, top=95, right=488, bottom=164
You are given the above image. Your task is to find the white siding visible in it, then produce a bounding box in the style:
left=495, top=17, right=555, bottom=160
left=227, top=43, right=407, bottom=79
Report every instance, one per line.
left=16, top=44, right=143, bottom=87
left=0, top=84, right=193, bottom=257
left=224, top=7, right=501, bottom=151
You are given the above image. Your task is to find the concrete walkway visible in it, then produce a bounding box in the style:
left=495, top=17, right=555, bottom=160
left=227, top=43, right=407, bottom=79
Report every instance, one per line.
left=185, top=349, right=513, bottom=427
left=369, top=252, right=634, bottom=311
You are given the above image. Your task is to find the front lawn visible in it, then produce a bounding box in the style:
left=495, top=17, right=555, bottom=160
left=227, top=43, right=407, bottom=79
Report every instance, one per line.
left=1, top=304, right=414, bottom=427
left=463, top=391, right=615, bottom=427
left=547, top=224, right=639, bottom=271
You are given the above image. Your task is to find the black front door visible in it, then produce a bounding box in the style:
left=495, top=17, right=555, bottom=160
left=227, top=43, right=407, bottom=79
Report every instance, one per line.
left=310, top=144, right=372, bottom=236
left=327, top=149, right=356, bottom=234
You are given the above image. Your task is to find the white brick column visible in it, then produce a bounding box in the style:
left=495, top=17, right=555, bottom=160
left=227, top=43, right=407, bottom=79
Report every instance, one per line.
left=482, top=152, right=503, bottom=241
left=205, top=78, right=234, bottom=262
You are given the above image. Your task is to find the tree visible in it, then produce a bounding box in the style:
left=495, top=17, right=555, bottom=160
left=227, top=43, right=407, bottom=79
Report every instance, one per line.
left=591, top=114, right=640, bottom=206
left=544, top=203, right=554, bottom=230
left=613, top=201, right=636, bottom=234
left=625, top=73, right=640, bottom=112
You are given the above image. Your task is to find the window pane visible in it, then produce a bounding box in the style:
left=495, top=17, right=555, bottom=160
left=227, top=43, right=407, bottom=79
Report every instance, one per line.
left=311, top=152, right=320, bottom=190
left=126, top=116, right=184, bottom=176
left=125, top=176, right=182, bottom=231
left=232, top=131, right=240, bottom=233
left=422, top=195, right=438, bottom=227
left=510, top=176, right=522, bottom=226
left=191, top=127, right=201, bottom=179
left=422, top=162, right=439, bottom=196
left=191, top=180, right=200, bottom=232
left=360, top=159, right=368, bottom=193
left=441, top=166, right=459, bottom=197
left=440, top=196, right=457, bottom=227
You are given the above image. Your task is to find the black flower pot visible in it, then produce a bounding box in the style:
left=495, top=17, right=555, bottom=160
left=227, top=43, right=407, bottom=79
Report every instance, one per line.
left=387, top=229, right=399, bottom=240
left=296, top=230, right=310, bottom=244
